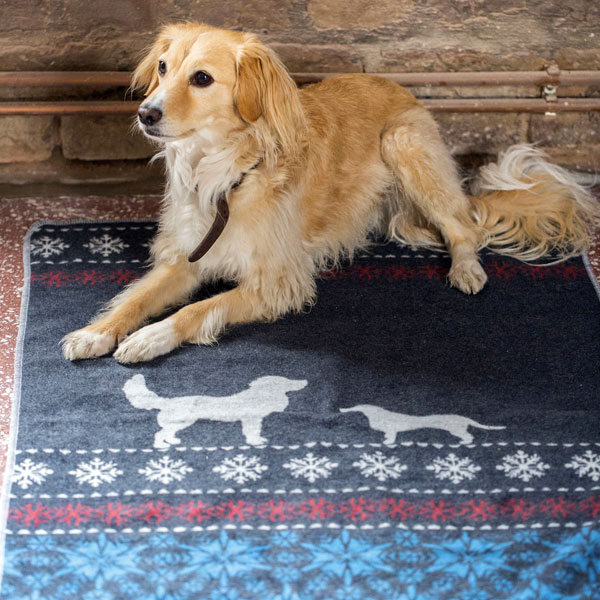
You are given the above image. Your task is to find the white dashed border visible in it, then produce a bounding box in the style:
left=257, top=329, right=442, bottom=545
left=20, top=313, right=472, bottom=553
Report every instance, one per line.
left=6, top=520, right=597, bottom=536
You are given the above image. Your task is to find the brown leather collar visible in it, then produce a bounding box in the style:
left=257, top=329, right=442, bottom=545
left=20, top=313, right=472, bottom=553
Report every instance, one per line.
left=188, top=162, right=260, bottom=263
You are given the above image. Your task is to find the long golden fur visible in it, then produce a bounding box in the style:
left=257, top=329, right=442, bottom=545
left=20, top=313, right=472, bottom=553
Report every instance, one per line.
left=62, top=23, right=598, bottom=363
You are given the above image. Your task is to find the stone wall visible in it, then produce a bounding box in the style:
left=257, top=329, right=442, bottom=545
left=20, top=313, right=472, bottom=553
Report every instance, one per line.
left=0, top=0, right=598, bottom=185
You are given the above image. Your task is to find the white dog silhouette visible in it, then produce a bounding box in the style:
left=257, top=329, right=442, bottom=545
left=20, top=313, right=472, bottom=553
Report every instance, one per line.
left=340, top=404, right=505, bottom=444
left=124, top=374, right=307, bottom=448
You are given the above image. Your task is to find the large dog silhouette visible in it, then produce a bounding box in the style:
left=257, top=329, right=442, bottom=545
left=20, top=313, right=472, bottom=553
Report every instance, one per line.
left=124, top=374, right=307, bottom=448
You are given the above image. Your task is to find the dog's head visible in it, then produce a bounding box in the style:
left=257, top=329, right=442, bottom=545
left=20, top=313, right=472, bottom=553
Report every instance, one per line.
left=123, top=373, right=146, bottom=393
left=132, top=22, right=304, bottom=156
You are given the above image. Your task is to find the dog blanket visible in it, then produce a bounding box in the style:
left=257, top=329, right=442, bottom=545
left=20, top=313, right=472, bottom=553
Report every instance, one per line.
left=1, top=220, right=599, bottom=599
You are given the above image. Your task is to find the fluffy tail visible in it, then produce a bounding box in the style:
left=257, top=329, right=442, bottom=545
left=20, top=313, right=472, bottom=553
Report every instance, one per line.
left=470, top=144, right=598, bottom=263
left=468, top=420, right=506, bottom=431
left=339, top=406, right=367, bottom=414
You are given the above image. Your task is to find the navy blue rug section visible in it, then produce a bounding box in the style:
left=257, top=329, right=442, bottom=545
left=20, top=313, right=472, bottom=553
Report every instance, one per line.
left=2, top=220, right=600, bottom=599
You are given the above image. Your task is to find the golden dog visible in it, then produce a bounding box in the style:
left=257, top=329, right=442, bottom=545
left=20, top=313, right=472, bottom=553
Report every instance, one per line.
left=62, top=22, right=597, bottom=363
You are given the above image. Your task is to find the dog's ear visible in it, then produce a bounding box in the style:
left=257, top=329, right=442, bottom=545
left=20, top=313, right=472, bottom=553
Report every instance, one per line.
left=235, top=43, right=264, bottom=124
left=235, top=37, right=305, bottom=158
left=132, top=31, right=171, bottom=96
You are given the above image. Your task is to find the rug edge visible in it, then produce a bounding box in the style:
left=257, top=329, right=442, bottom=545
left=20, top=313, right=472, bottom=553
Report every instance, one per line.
left=583, top=252, right=600, bottom=303
left=0, top=217, right=158, bottom=590
left=0, top=220, right=38, bottom=588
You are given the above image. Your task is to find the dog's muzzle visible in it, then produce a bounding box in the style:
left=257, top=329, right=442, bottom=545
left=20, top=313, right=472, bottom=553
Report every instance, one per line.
left=138, top=105, right=163, bottom=127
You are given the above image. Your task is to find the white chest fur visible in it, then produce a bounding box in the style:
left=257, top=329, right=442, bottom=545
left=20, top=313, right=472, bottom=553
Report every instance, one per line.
left=152, top=135, right=255, bottom=280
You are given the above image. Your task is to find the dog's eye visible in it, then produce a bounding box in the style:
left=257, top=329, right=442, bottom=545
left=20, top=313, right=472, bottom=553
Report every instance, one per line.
left=158, top=61, right=167, bottom=76
left=191, top=71, right=213, bottom=87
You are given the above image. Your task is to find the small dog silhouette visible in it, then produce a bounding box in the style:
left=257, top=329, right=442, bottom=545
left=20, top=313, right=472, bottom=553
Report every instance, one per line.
left=340, top=404, right=505, bottom=444
left=124, top=374, right=307, bottom=448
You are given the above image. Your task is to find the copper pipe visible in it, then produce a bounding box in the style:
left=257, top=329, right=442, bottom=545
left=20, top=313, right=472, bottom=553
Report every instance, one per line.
left=422, top=98, right=600, bottom=112
left=1, top=67, right=599, bottom=114
left=0, top=71, right=131, bottom=87
left=1, top=98, right=598, bottom=115
left=0, top=101, right=139, bottom=115
left=293, top=69, right=600, bottom=87
left=1, top=68, right=599, bottom=88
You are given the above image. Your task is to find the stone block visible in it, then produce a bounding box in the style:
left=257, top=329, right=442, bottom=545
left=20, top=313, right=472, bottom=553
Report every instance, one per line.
left=529, top=114, right=600, bottom=172
left=0, top=153, right=164, bottom=185
left=435, top=113, right=528, bottom=156
left=164, top=0, right=295, bottom=33
left=539, top=145, right=600, bottom=173
left=374, top=46, right=548, bottom=74
left=0, top=116, right=59, bottom=163
left=529, top=113, right=600, bottom=147
left=271, top=43, right=363, bottom=73
left=553, top=48, right=600, bottom=70
left=308, top=0, right=413, bottom=30
left=61, top=115, right=156, bottom=161
left=0, top=0, right=155, bottom=70
left=0, top=0, right=599, bottom=71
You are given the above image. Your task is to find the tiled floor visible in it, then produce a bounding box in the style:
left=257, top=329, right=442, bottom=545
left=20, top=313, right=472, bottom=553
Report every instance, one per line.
left=0, top=192, right=598, bottom=497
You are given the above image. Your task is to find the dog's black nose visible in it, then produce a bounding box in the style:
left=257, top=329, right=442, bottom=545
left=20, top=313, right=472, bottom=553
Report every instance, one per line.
left=138, top=106, right=163, bottom=127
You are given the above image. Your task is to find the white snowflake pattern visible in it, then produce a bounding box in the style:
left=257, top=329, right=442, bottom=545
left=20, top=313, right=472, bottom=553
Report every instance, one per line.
left=352, top=451, right=407, bottom=482
left=565, top=450, right=600, bottom=482
left=12, top=458, right=54, bottom=489
left=138, top=456, right=193, bottom=485
left=83, top=234, right=129, bottom=257
left=496, top=450, right=550, bottom=482
left=283, top=453, right=339, bottom=483
left=69, top=458, right=123, bottom=488
left=426, top=453, right=481, bottom=484
left=212, top=454, right=268, bottom=485
left=30, top=236, right=70, bottom=258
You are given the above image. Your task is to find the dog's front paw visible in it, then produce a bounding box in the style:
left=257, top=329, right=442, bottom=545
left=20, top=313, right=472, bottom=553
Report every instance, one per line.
left=247, top=436, right=268, bottom=446
left=61, top=328, right=116, bottom=360
left=114, top=320, right=179, bottom=364
left=448, top=260, right=488, bottom=295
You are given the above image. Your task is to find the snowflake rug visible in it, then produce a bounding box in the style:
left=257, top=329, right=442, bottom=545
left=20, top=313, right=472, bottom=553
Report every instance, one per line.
left=2, top=220, right=600, bottom=599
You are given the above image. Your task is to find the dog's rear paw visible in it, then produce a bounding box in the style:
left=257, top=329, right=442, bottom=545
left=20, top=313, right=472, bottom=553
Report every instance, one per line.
left=114, top=320, right=178, bottom=364
left=448, top=260, right=487, bottom=295
left=61, top=328, right=116, bottom=360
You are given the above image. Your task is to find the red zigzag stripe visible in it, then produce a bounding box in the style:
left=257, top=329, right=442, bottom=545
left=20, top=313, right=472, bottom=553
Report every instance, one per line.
left=30, top=269, right=141, bottom=287
left=322, top=261, right=588, bottom=281
left=9, top=495, right=600, bottom=528
left=29, top=261, right=588, bottom=287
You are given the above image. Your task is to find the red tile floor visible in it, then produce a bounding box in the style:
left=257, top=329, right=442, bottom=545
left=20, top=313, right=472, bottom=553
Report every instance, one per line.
left=0, top=192, right=599, bottom=496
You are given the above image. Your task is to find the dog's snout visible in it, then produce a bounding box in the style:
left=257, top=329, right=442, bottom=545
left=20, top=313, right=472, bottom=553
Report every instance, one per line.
left=138, top=106, right=163, bottom=127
